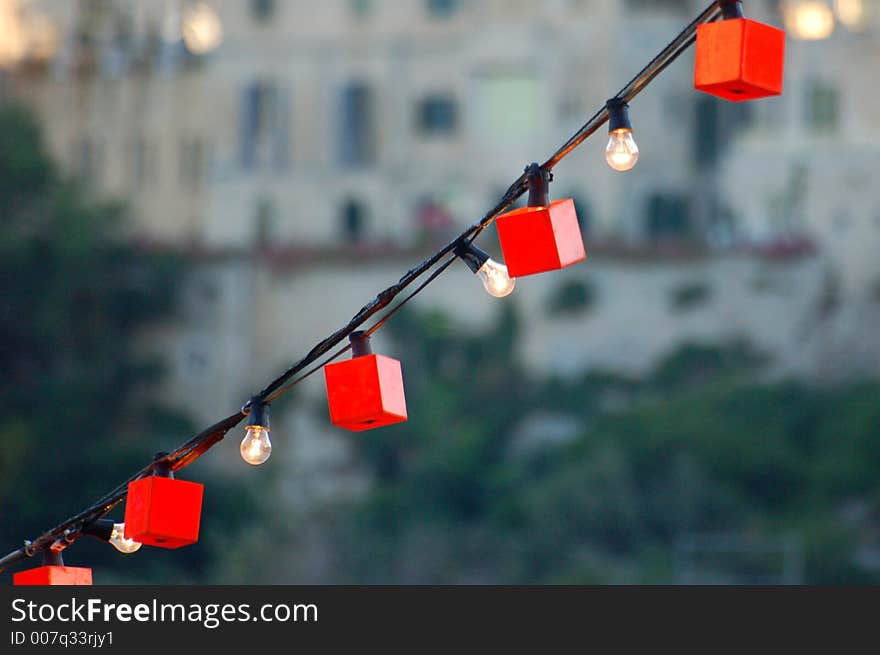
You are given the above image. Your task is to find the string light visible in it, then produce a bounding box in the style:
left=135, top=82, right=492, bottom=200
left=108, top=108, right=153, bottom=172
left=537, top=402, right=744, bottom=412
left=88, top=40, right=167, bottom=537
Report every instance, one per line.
left=124, top=455, right=204, bottom=548
left=605, top=98, right=639, bottom=172
left=81, top=519, right=142, bottom=554
left=324, top=332, right=408, bottom=431
left=694, top=1, right=785, bottom=102
left=13, top=550, right=92, bottom=586
left=0, top=0, right=787, bottom=579
left=495, top=164, right=585, bottom=277
left=108, top=523, right=142, bottom=554
left=241, top=398, right=272, bottom=465
left=453, top=242, right=516, bottom=298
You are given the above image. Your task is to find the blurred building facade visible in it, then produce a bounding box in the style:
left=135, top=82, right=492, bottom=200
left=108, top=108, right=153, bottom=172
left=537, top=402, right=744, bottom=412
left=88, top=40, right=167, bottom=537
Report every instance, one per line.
left=9, top=0, right=878, bottom=250
left=2, top=0, right=880, bottom=503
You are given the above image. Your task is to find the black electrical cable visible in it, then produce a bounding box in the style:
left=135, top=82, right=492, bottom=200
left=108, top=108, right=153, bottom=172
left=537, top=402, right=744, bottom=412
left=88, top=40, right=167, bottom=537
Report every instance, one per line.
left=543, top=4, right=721, bottom=170
left=0, top=0, right=725, bottom=575
left=263, top=253, right=460, bottom=404
left=364, top=255, right=460, bottom=339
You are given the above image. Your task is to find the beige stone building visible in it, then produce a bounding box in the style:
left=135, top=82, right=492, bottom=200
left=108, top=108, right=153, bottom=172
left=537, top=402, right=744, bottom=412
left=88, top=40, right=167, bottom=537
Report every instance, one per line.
left=1, top=0, right=768, bottom=247
left=2, top=1, right=876, bottom=251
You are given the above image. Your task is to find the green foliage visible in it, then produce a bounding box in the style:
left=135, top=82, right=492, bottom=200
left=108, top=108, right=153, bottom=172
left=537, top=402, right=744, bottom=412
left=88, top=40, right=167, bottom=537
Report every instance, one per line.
left=0, top=105, right=55, bottom=203
left=0, top=103, right=257, bottom=582
left=304, top=307, right=880, bottom=584
left=649, top=340, right=766, bottom=392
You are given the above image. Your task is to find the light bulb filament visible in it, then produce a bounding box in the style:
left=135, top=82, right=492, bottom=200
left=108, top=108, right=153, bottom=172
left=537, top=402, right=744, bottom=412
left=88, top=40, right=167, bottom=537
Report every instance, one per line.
left=240, top=425, right=272, bottom=465
left=605, top=128, right=639, bottom=172
left=477, top=259, right=516, bottom=298
left=109, top=523, right=142, bottom=554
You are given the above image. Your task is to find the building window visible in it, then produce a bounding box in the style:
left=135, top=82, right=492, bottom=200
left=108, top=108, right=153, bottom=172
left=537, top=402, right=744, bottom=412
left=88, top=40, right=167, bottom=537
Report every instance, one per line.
left=645, top=192, right=693, bottom=241
left=239, top=80, right=290, bottom=172
left=545, top=278, right=597, bottom=316
left=340, top=198, right=368, bottom=243
left=805, top=80, right=839, bottom=133
left=337, top=81, right=376, bottom=168
left=693, top=96, right=753, bottom=167
left=558, top=86, right=583, bottom=121
left=179, top=137, right=207, bottom=190
left=251, top=0, right=276, bottom=21
left=474, top=72, right=542, bottom=145
left=694, top=97, right=721, bottom=167
left=426, top=0, right=459, bottom=19
left=72, top=136, right=103, bottom=187
left=414, top=197, right=454, bottom=238
left=130, top=136, right=157, bottom=190
left=564, top=191, right=591, bottom=232
left=832, top=210, right=852, bottom=233
left=416, top=94, right=458, bottom=136
left=182, top=338, right=211, bottom=378
left=349, top=0, right=372, bottom=17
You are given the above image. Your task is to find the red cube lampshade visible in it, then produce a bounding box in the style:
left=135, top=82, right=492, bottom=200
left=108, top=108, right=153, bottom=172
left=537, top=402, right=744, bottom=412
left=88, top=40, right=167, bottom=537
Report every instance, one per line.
left=14, top=565, right=93, bottom=586
left=694, top=18, right=785, bottom=102
left=496, top=198, right=586, bottom=278
left=124, top=475, right=203, bottom=548
left=324, top=354, right=407, bottom=431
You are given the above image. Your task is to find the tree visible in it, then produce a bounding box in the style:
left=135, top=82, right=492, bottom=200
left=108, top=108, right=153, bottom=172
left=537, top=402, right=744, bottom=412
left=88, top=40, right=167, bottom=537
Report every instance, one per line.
left=282, top=305, right=880, bottom=584
left=0, top=103, right=256, bottom=583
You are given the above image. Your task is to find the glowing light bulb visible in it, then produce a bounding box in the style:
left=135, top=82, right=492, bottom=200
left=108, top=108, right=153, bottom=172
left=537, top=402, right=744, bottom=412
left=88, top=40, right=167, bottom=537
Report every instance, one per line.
left=454, top=242, right=516, bottom=299
left=835, top=0, right=866, bottom=31
left=477, top=258, right=516, bottom=298
left=182, top=2, right=224, bottom=55
left=784, top=1, right=835, bottom=40
left=240, top=425, right=272, bottom=465
left=109, top=523, right=142, bottom=554
left=0, top=0, right=27, bottom=68
left=605, top=129, right=639, bottom=172
left=605, top=98, right=639, bottom=172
